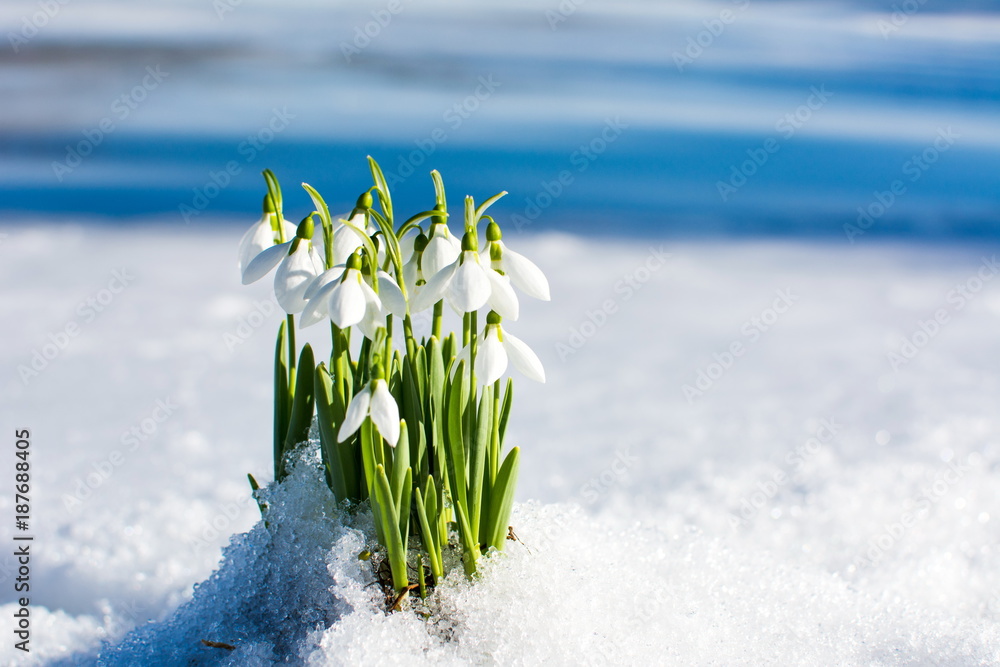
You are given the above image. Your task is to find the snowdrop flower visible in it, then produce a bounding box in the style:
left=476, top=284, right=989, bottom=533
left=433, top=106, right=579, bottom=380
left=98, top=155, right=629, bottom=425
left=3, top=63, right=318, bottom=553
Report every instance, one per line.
left=481, top=221, right=550, bottom=301
left=237, top=196, right=296, bottom=279
left=338, top=372, right=400, bottom=446
left=242, top=216, right=324, bottom=314
left=411, top=232, right=518, bottom=318
left=421, top=218, right=461, bottom=278
left=299, top=253, right=406, bottom=339
left=458, top=311, right=545, bottom=385
left=330, top=212, right=376, bottom=266
left=401, top=232, right=429, bottom=298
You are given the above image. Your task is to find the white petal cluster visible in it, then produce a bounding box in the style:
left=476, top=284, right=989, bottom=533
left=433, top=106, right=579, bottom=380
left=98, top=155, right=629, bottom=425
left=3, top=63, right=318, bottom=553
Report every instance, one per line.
left=241, top=223, right=324, bottom=315
left=458, top=316, right=546, bottom=386
left=300, top=261, right=406, bottom=340
left=411, top=236, right=518, bottom=318
left=338, top=378, right=400, bottom=446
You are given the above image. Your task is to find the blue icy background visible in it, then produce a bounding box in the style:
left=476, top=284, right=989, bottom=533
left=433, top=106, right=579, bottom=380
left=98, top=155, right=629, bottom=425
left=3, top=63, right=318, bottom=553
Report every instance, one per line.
left=1, top=0, right=998, bottom=237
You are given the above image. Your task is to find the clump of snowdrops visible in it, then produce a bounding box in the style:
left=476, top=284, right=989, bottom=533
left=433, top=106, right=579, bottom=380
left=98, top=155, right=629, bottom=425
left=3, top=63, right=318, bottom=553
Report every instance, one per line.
left=238, top=159, right=549, bottom=600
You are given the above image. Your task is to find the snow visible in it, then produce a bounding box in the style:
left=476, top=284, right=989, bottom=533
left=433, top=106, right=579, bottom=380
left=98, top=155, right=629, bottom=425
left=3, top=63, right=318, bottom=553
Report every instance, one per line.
left=2, top=224, right=1000, bottom=665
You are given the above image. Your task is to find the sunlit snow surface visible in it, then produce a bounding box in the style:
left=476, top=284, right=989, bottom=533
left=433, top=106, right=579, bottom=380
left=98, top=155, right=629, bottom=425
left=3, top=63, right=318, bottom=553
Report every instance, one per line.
left=1, top=225, right=1000, bottom=665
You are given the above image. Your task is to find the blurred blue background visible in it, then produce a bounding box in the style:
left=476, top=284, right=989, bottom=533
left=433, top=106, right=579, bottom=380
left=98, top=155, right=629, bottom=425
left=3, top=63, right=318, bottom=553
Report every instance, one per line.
left=1, top=0, right=998, bottom=238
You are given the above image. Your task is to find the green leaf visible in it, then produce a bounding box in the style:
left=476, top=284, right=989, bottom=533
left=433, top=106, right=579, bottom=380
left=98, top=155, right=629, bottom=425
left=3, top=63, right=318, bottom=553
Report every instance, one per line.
left=474, top=190, right=508, bottom=223
left=454, top=499, right=479, bottom=576
left=283, top=344, right=316, bottom=460
left=301, top=182, right=332, bottom=229
left=498, top=377, right=514, bottom=447
left=485, top=447, right=520, bottom=551
left=367, top=155, right=393, bottom=222
left=468, top=385, right=492, bottom=543
left=273, top=321, right=290, bottom=480
left=398, top=466, right=412, bottom=553
left=373, top=464, right=408, bottom=592
left=414, top=482, right=443, bottom=580
left=446, top=362, right=468, bottom=509
left=316, top=363, right=357, bottom=502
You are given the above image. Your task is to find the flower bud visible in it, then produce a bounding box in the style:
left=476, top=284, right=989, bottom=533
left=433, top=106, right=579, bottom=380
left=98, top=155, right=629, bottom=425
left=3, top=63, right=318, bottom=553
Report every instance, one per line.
left=486, top=221, right=502, bottom=242
left=346, top=252, right=362, bottom=271
left=263, top=194, right=275, bottom=214
left=486, top=310, right=502, bottom=325
left=433, top=202, right=447, bottom=226
left=357, top=191, right=373, bottom=210
left=461, top=232, right=478, bottom=252
left=413, top=232, right=429, bottom=253
left=296, top=215, right=314, bottom=240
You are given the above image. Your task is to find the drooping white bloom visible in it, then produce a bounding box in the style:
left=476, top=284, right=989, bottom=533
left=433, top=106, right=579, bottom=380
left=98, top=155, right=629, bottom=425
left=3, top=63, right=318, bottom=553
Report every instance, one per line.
left=330, top=212, right=375, bottom=266
left=400, top=232, right=429, bottom=299
left=242, top=218, right=324, bottom=315
left=237, top=202, right=296, bottom=279
left=338, top=378, right=400, bottom=446
left=410, top=233, right=518, bottom=318
left=480, top=221, right=550, bottom=301
left=421, top=221, right=461, bottom=278
left=457, top=311, right=545, bottom=385
left=299, top=255, right=406, bottom=340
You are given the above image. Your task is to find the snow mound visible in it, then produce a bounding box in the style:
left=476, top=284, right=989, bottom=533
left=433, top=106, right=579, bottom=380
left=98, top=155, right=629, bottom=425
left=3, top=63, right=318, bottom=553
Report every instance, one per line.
left=48, top=439, right=996, bottom=666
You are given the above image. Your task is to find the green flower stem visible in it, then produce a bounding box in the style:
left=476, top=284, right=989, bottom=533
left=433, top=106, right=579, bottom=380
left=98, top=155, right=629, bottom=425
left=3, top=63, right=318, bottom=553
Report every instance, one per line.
left=432, top=302, right=443, bottom=340
left=490, top=379, right=501, bottom=484
left=286, top=314, right=297, bottom=400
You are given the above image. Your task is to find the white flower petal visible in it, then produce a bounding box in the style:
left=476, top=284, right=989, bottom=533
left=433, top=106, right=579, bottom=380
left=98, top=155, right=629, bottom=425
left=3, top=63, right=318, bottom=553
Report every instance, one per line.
left=476, top=327, right=508, bottom=385
left=338, top=387, right=371, bottom=442
left=327, top=272, right=367, bottom=328
left=485, top=269, right=519, bottom=321
left=303, top=266, right=345, bottom=301
left=411, top=262, right=456, bottom=313
left=242, top=240, right=291, bottom=285
left=275, top=243, right=322, bottom=314
left=423, top=234, right=460, bottom=277
left=357, top=281, right=385, bottom=340
left=398, top=228, right=419, bottom=264
left=377, top=270, right=408, bottom=317
left=238, top=216, right=273, bottom=275
left=299, top=280, right=339, bottom=328
left=332, top=214, right=369, bottom=265
left=503, top=331, right=546, bottom=383
left=502, top=244, right=550, bottom=301
left=402, top=257, right=420, bottom=297
left=369, top=381, right=400, bottom=446
left=448, top=256, right=491, bottom=313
